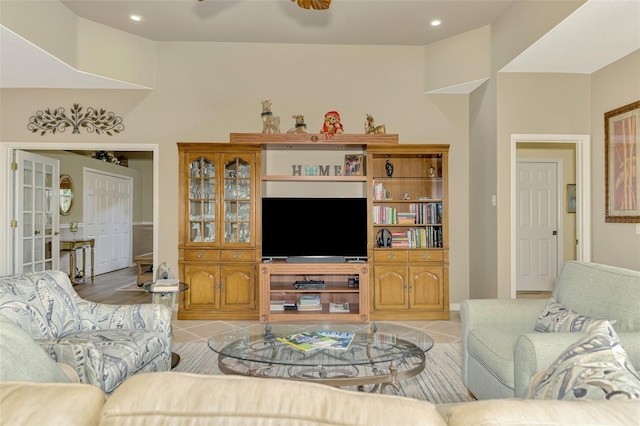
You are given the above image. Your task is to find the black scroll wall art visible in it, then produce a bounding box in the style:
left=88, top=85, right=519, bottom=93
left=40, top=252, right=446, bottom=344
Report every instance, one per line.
left=28, top=103, right=125, bottom=136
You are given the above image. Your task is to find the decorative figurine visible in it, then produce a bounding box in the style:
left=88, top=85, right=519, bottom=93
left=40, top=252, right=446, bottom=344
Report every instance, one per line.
left=428, top=166, right=436, bottom=177
left=261, top=100, right=280, bottom=133
left=365, top=114, right=386, bottom=134
left=321, top=111, right=343, bottom=138
left=287, top=114, right=307, bottom=134
left=402, top=192, right=410, bottom=200
left=385, top=159, right=394, bottom=177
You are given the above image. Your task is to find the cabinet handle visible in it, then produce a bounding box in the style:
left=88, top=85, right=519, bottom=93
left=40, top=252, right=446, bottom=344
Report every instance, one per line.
left=422, top=254, right=431, bottom=260
left=197, top=252, right=206, bottom=259
left=387, top=253, right=395, bottom=260
left=233, top=252, right=242, bottom=259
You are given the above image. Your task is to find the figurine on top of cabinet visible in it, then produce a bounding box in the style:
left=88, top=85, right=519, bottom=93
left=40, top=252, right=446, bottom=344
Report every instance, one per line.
left=365, top=114, right=386, bottom=134
left=287, top=114, right=307, bottom=134
left=261, top=100, right=280, bottom=133
left=321, top=111, right=343, bottom=138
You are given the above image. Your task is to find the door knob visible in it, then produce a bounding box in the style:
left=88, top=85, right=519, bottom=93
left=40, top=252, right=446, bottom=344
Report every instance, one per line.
left=552, top=231, right=557, bottom=235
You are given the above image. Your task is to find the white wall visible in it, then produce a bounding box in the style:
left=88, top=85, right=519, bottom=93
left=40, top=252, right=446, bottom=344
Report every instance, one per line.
left=0, top=41, right=472, bottom=304
left=590, top=51, right=640, bottom=269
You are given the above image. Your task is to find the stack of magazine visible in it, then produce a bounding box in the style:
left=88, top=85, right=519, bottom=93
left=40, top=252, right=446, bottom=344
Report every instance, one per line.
left=153, top=278, right=179, bottom=291
left=296, top=294, right=322, bottom=311
left=278, top=330, right=355, bottom=352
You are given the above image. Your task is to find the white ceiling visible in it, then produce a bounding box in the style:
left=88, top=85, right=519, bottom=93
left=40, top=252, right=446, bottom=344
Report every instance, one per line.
left=1, top=0, right=639, bottom=90
left=60, top=0, right=515, bottom=46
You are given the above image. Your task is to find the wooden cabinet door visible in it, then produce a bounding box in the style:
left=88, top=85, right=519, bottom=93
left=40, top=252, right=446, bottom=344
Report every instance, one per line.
left=220, top=265, right=255, bottom=310
left=373, top=265, right=408, bottom=310
left=183, top=265, right=219, bottom=310
left=409, top=265, right=443, bottom=310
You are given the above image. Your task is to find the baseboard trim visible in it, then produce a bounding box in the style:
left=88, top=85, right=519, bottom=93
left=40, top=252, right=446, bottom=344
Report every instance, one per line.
left=450, top=303, right=460, bottom=311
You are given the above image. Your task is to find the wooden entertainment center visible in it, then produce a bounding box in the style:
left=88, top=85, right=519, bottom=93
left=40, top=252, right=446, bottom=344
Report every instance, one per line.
left=177, top=134, right=449, bottom=322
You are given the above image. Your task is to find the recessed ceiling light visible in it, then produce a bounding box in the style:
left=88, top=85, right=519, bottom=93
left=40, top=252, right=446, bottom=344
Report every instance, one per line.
left=431, top=19, right=442, bottom=27
left=130, top=14, right=142, bottom=22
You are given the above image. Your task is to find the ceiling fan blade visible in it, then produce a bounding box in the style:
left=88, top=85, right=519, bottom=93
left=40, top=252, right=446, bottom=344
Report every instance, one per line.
left=293, top=0, right=332, bottom=10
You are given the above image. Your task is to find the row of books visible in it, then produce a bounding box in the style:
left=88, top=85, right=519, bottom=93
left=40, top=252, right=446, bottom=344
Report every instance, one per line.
left=372, top=182, right=391, bottom=200
left=410, top=202, right=443, bottom=224
left=372, top=202, right=442, bottom=225
left=391, top=227, right=443, bottom=248
left=277, top=330, right=356, bottom=352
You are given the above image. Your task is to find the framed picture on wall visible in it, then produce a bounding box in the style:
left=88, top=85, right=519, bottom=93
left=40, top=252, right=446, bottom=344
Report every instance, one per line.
left=344, top=154, right=364, bottom=176
left=605, top=100, right=640, bottom=223
left=567, top=184, right=576, bottom=213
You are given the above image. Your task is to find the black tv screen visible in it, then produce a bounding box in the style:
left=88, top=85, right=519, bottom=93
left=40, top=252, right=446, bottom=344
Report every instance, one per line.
left=261, top=197, right=368, bottom=261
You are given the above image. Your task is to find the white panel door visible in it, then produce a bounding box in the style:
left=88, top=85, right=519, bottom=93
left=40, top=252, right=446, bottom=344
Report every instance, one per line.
left=516, top=161, right=558, bottom=291
left=13, top=150, right=60, bottom=273
left=83, top=169, right=132, bottom=275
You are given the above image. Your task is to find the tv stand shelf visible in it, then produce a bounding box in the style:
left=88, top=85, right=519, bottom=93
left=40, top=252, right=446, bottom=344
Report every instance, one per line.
left=259, top=262, right=369, bottom=323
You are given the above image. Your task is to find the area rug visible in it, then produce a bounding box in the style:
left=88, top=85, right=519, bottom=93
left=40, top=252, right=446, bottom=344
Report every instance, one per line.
left=172, top=341, right=473, bottom=404
left=115, top=281, right=145, bottom=292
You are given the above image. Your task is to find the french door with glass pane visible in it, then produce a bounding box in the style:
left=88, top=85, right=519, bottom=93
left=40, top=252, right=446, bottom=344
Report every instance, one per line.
left=13, top=150, right=60, bottom=273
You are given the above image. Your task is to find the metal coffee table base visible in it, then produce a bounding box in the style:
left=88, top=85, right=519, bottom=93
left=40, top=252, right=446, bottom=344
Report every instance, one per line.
left=216, top=341, right=426, bottom=394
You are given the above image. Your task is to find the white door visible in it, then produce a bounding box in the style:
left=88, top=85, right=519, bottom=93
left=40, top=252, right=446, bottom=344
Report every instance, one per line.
left=13, top=150, right=60, bottom=273
left=83, top=169, right=132, bottom=275
left=516, top=161, right=559, bottom=291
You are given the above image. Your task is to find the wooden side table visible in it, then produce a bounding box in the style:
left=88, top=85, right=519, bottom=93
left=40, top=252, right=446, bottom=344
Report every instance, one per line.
left=60, top=239, right=95, bottom=283
left=133, top=253, right=153, bottom=286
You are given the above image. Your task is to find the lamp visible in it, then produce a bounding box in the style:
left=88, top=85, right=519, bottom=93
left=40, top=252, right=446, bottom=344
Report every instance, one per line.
left=69, top=222, right=78, bottom=241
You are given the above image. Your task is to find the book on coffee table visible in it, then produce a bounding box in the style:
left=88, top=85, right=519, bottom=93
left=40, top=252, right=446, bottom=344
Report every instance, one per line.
left=316, top=330, right=356, bottom=351
left=277, top=331, right=337, bottom=352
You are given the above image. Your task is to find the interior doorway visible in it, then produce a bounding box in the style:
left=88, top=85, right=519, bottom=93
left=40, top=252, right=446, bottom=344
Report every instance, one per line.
left=515, top=159, right=561, bottom=292
left=509, top=134, right=591, bottom=298
left=0, top=142, right=159, bottom=277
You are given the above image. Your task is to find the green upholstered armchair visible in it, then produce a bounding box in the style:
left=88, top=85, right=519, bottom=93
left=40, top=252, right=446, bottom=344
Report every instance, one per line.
left=461, top=261, right=640, bottom=399
left=0, top=270, right=172, bottom=393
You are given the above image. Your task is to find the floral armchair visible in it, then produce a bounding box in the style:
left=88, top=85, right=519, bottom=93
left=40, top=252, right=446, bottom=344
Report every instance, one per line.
left=0, top=270, right=171, bottom=393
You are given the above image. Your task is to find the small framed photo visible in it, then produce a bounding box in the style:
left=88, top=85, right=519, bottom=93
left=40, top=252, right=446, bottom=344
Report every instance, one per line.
left=344, top=154, right=364, bottom=176
left=567, top=184, right=576, bottom=213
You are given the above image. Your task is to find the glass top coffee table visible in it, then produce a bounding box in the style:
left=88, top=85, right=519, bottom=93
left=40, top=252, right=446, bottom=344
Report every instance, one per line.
left=208, top=323, right=434, bottom=393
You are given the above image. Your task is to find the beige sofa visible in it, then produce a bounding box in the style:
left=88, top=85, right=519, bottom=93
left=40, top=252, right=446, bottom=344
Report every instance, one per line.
left=2, top=372, right=639, bottom=426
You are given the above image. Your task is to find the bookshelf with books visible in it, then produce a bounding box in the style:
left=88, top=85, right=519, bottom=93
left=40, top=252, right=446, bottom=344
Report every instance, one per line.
left=211, top=135, right=447, bottom=322
left=367, top=145, right=449, bottom=320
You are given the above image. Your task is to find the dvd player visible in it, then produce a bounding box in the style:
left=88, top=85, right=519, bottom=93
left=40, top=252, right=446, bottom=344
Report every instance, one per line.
left=293, top=280, right=325, bottom=290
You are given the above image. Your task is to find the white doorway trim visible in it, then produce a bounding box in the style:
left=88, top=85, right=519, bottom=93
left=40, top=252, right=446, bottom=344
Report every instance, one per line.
left=0, top=142, right=159, bottom=276
left=510, top=134, right=591, bottom=299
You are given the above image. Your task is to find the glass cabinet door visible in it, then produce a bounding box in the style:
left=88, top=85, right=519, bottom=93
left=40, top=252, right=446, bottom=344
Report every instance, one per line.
left=188, top=156, right=216, bottom=244
left=223, top=156, right=252, bottom=244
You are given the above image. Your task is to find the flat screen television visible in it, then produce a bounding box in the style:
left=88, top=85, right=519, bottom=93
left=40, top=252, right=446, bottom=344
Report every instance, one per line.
left=261, top=197, right=368, bottom=262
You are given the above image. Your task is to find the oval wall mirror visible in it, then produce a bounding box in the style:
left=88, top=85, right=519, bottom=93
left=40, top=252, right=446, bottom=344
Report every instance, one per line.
left=59, top=174, right=74, bottom=215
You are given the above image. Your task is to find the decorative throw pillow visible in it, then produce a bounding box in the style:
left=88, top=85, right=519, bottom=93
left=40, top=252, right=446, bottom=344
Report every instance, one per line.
left=0, top=319, right=71, bottom=383
left=534, top=298, right=613, bottom=332
left=527, top=320, right=640, bottom=400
